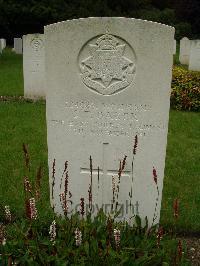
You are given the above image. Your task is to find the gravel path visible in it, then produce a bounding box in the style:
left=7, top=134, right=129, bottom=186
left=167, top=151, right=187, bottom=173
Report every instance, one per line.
left=181, top=237, right=200, bottom=265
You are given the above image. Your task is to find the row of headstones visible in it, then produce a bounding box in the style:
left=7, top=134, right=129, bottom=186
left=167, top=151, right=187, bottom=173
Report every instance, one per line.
left=8, top=36, right=199, bottom=100
left=0, top=18, right=190, bottom=225
left=1, top=36, right=177, bottom=99
left=0, top=38, right=24, bottom=54
left=1, top=36, right=45, bottom=98
left=1, top=36, right=45, bottom=99
left=179, top=37, right=200, bottom=71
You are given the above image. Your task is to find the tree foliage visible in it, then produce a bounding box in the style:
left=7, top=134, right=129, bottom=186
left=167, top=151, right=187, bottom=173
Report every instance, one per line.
left=0, top=0, right=199, bottom=42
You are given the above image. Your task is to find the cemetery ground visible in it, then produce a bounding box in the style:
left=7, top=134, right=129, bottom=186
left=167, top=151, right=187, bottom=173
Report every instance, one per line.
left=0, top=49, right=23, bottom=96
left=0, top=48, right=199, bottom=264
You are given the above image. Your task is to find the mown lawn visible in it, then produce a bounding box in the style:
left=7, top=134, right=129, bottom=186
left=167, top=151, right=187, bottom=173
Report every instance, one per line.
left=0, top=100, right=49, bottom=218
left=0, top=48, right=199, bottom=233
left=161, top=110, right=200, bottom=233
left=0, top=100, right=199, bottom=232
left=0, top=48, right=23, bottom=96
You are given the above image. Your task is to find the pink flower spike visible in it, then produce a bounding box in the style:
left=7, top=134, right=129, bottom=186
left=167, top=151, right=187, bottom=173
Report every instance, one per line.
left=113, top=228, right=120, bottom=249
left=26, top=198, right=38, bottom=220
left=173, top=198, right=179, bottom=219
left=133, top=135, right=138, bottom=155
left=5, top=206, right=11, bottom=222
left=153, top=167, right=158, bottom=184
left=49, top=220, right=56, bottom=245
left=80, top=198, right=85, bottom=217
left=75, top=228, right=82, bottom=246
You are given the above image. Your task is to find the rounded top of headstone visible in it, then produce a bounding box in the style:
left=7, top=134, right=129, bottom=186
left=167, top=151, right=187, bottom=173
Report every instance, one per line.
left=190, top=39, right=200, bottom=47
left=181, top=37, right=190, bottom=41
left=23, top=33, right=43, bottom=38
left=45, top=17, right=174, bottom=32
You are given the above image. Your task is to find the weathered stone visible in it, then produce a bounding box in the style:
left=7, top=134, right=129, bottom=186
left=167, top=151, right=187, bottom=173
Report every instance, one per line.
left=173, top=39, right=176, bottom=55
left=0, top=39, right=6, bottom=50
left=14, top=38, right=22, bottom=54
left=23, top=34, right=45, bottom=99
left=45, top=18, right=174, bottom=225
left=179, top=37, right=191, bottom=65
left=189, top=40, right=200, bottom=71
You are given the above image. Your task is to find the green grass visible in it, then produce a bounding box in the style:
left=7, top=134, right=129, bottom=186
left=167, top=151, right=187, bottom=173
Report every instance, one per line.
left=0, top=48, right=23, bottom=96
left=0, top=100, right=199, bottom=232
left=0, top=100, right=49, bottom=217
left=0, top=48, right=199, bottom=233
left=161, top=110, right=200, bottom=233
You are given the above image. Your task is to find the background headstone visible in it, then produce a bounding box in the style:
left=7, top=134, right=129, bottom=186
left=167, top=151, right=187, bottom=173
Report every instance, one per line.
left=0, top=39, right=6, bottom=50
left=0, top=40, right=2, bottom=54
left=14, top=38, right=23, bottom=54
left=189, top=40, right=200, bottom=71
left=173, top=39, right=176, bottom=55
left=3, top=39, right=6, bottom=49
left=45, top=18, right=174, bottom=225
left=179, top=37, right=191, bottom=65
left=23, top=34, right=46, bottom=99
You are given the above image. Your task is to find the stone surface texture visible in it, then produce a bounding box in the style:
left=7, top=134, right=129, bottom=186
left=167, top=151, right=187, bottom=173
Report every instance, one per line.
left=189, top=40, right=200, bottom=71
left=45, top=17, right=174, bottom=225
left=14, top=38, right=22, bottom=54
left=179, top=37, right=191, bottom=65
left=23, top=34, right=46, bottom=99
left=173, top=39, right=176, bottom=55
left=0, top=39, right=6, bottom=50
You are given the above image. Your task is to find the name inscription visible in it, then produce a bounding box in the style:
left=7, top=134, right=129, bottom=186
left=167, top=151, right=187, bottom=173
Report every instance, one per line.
left=51, top=100, right=166, bottom=137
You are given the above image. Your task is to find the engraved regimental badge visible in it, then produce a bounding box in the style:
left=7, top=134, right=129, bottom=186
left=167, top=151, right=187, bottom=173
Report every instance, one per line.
left=79, top=34, right=136, bottom=95
left=31, top=38, right=44, bottom=52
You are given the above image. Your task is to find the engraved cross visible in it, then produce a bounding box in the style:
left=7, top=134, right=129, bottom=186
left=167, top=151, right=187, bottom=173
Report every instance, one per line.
left=80, top=143, right=131, bottom=185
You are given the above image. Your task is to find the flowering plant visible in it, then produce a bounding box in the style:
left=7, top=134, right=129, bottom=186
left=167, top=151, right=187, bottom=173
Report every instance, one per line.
left=0, top=144, right=189, bottom=265
left=171, top=66, right=200, bottom=111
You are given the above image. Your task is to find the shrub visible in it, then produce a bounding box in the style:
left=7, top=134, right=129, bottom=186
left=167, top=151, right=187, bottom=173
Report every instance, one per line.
left=171, top=66, right=200, bottom=111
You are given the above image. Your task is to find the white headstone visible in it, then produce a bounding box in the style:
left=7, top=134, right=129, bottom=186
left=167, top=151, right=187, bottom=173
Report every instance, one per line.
left=0, top=39, right=6, bottom=50
left=23, top=34, right=46, bottom=99
left=14, top=38, right=23, bottom=54
left=3, top=39, right=6, bottom=49
left=173, top=39, right=176, bottom=55
left=0, top=41, right=2, bottom=54
left=45, top=18, right=174, bottom=225
left=179, top=37, right=191, bottom=65
left=189, top=40, right=200, bottom=71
